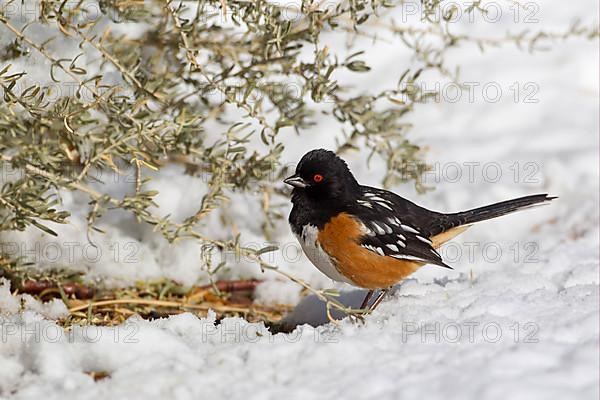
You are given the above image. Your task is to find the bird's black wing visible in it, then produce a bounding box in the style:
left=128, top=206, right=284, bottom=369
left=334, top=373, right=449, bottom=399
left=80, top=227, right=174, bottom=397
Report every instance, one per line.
left=348, top=186, right=451, bottom=269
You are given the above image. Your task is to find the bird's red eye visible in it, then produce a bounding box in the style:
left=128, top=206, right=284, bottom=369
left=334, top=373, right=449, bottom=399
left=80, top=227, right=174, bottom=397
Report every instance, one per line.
left=313, top=174, right=323, bottom=183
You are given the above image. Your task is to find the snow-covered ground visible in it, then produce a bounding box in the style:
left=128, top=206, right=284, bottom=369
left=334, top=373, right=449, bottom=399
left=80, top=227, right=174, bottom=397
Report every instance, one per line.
left=1, top=0, right=599, bottom=399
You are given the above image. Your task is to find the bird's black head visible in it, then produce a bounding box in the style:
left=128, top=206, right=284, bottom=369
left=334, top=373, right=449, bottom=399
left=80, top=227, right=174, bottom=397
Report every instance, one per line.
left=284, top=149, right=359, bottom=204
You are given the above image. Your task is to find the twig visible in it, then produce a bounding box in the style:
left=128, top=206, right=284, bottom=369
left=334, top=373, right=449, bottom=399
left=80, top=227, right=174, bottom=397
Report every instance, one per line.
left=68, top=298, right=280, bottom=319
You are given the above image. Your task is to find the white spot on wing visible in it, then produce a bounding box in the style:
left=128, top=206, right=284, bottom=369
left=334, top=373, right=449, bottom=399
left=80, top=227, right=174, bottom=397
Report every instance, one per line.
left=377, top=202, right=393, bottom=211
left=357, top=200, right=373, bottom=209
left=416, top=235, right=432, bottom=244
left=391, top=254, right=426, bottom=262
left=362, top=244, right=375, bottom=252
left=386, top=244, right=399, bottom=252
left=369, top=195, right=388, bottom=203
left=381, top=223, right=393, bottom=234
left=371, top=222, right=385, bottom=235
left=387, top=217, right=399, bottom=226
left=359, top=221, right=376, bottom=237
left=401, top=224, right=420, bottom=234
left=363, top=244, right=385, bottom=256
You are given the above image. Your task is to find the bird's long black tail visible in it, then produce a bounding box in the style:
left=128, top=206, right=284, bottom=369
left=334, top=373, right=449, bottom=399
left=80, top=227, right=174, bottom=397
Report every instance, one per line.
left=427, top=194, right=556, bottom=237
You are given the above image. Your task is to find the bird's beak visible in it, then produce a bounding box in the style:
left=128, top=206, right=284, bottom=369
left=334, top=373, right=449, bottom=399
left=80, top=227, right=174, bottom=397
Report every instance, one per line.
left=284, top=174, right=308, bottom=188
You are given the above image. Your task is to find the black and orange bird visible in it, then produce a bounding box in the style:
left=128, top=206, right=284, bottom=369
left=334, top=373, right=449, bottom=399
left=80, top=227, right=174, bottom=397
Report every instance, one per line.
left=284, top=149, right=556, bottom=312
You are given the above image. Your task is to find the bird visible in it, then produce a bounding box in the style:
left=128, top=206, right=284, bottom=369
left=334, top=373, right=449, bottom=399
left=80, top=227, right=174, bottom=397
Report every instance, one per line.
left=284, top=149, right=556, bottom=312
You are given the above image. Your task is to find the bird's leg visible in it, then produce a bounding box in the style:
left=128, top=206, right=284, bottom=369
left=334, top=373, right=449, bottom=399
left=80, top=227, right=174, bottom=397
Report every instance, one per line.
left=359, top=290, right=374, bottom=310
left=368, top=288, right=390, bottom=313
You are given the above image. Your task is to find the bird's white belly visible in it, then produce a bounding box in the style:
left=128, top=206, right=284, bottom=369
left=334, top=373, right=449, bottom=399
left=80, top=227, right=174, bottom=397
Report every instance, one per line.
left=295, top=224, right=354, bottom=285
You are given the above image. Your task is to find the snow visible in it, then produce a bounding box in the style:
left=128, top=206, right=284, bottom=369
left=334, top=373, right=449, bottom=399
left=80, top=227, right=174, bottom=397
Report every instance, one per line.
left=1, top=0, right=599, bottom=399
